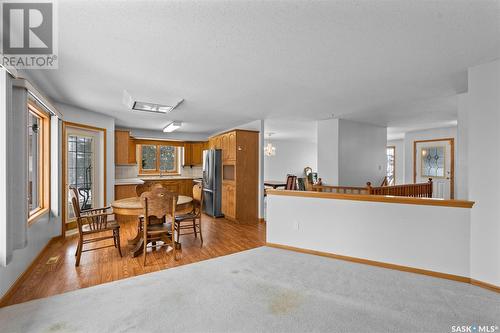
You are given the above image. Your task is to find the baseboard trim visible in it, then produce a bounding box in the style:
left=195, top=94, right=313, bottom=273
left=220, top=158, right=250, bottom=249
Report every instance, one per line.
left=470, top=279, right=500, bottom=293
left=267, top=243, right=499, bottom=293
left=267, top=242, right=473, bottom=280
left=0, top=236, right=62, bottom=307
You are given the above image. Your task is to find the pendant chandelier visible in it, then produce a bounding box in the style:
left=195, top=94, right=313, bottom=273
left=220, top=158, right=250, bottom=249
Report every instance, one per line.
left=264, top=133, right=276, bottom=157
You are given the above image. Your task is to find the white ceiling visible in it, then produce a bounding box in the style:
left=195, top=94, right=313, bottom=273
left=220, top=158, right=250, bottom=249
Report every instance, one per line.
left=20, top=0, right=500, bottom=137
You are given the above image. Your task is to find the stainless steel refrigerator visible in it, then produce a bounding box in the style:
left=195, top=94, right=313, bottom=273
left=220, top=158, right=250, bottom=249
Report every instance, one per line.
left=202, top=149, right=224, bottom=217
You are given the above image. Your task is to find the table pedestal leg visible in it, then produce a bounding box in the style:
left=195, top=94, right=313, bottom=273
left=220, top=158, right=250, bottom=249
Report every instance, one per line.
left=127, top=218, right=142, bottom=245
left=130, top=237, right=144, bottom=257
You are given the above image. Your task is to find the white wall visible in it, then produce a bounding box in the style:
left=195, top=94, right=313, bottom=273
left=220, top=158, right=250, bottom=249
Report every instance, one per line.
left=267, top=194, right=471, bottom=277
left=317, top=118, right=339, bottom=185
left=403, top=126, right=457, bottom=187
left=55, top=103, right=115, bottom=205
left=466, top=59, right=500, bottom=287
left=338, top=120, right=387, bottom=186
left=264, top=139, right=317, bottom=181
left=317, top=119, right=387, bottom=186
left=387, top=139, right=404, bottom=185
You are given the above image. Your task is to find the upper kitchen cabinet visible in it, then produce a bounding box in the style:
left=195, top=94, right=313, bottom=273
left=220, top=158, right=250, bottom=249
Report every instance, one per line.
left=209, top=136, right=222, bottom=149
left=115, top=130, right=137, bottom=165
left=227, top=131, right=236, bottom=161
left=183, top=141, right=207, bottom=166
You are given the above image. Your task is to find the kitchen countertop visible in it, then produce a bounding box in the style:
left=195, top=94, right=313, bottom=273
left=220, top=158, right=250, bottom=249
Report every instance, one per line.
left=115, top=178, right=145, bottom=186
left=139, top=176, right=202, bottom=181
left=115, top=176, right=202, bottom=186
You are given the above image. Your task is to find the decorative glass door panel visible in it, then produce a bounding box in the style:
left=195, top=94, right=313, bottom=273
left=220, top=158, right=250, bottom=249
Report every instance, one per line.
left=67, top=135, right=95, bottom=219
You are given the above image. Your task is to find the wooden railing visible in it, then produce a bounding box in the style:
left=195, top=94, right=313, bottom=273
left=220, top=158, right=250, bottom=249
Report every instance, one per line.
left=312, top=178, right=433, bottom=198
left=312, top=185, right=369, bottom=195
left=368, top=178, right=433, bottom=198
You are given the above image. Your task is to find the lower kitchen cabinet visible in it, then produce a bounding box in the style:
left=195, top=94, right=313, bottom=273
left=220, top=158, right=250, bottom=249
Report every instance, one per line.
left=222, top=182, right=236, bottom=220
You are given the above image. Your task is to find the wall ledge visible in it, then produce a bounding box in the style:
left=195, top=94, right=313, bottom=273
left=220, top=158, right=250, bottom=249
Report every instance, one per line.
left=266, top=189, right=474, bottom=208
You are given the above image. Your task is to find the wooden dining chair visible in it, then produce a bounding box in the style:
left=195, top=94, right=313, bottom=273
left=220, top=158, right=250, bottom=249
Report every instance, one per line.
left=174, top=183, right=203, bottom=246
left=69, top=186, right=122, bottom=267
left=140, top=187, right=178, bottom=265
left=136, top=183, right=152, bottom=197
left=135, top=183, right=164, bottom=230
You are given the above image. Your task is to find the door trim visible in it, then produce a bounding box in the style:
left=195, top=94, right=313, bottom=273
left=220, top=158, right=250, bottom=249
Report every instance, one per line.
left=61, top=121, right=107, bottom=237
left=413, top=138, right=454, bottom=199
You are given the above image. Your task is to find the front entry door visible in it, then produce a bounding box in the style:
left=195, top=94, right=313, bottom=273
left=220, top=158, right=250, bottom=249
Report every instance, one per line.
left=414, top=138, right=454, bottom=199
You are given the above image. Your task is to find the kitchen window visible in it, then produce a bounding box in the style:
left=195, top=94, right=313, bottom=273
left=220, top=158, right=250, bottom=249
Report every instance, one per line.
left=138, top=144, right=179, bottom=174
left=28, top=102, right=50, bottom=224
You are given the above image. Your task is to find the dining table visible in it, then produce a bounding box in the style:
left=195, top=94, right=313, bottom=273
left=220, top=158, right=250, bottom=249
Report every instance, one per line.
left=111, top=195, right=193, bottom=257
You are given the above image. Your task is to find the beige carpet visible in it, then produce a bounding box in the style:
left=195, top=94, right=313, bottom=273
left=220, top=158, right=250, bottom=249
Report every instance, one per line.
left=0, top=246, right=498, bottom=333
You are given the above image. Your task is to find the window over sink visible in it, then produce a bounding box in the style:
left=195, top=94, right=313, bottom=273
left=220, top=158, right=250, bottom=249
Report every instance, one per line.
left=138, top=144, right=179, bottom=175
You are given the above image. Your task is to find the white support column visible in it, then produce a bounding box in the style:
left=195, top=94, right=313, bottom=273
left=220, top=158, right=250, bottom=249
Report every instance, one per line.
left=258, top=119, right=265, bottom=220
left=467, top=60, right=500, bottom=287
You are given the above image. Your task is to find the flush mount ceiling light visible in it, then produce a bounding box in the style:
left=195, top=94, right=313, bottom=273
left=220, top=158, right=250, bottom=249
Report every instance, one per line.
left=132, top=101, right=176, bottom=113
left=264, top=133, right=276, bottom=157
left=163, top=121, right=182, bottom=133
left=123, top=90, right=184, bottom=114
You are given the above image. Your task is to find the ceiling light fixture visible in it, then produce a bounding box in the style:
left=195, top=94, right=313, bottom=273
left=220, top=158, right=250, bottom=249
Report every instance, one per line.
left=163, top=121, right=182, bottom=133
left=133, top=101, right=177, bottom=114
left=264, top=133, right=276, bottom=157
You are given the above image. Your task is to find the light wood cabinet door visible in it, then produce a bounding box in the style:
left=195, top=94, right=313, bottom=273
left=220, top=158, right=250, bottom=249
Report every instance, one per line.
left=221, top=134, right=229, bottom=161
left=128, top=139, right=136, bottom=164
left=227, top=131, right=236, bottom=161
left=115, top=131, right=130, bottom=165
left=184, top=143, right=192, bottom=165
left=215, top=136, right=222, bottom=149
left=191, top=143, right=203, bottom=165
left=160, top=181, right=181, bottom=194
left=222, top=182, right=236, bottom=219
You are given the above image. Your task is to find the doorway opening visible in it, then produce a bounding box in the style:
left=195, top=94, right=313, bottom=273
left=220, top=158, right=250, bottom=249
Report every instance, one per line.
left=62, top=122, right=106, bottom=236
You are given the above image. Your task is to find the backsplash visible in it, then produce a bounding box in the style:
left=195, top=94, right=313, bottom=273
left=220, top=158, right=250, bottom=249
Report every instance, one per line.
left=181, top=166, right=203, bottom=178
left=115, top=164, right=139, bottom=179
left=115, top=164, right=202, bottom=179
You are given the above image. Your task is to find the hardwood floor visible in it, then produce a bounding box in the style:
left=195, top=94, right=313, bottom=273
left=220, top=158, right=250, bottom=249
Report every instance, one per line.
left=1, top=215, right=266, bottom=307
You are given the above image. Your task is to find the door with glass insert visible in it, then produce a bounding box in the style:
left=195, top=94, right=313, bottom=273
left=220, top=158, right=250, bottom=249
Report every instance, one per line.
left=414, top=139, right=454, bottom=199
left=67, top=135, right=95, bottom=220
left=64, top=125, right=105, bottom=230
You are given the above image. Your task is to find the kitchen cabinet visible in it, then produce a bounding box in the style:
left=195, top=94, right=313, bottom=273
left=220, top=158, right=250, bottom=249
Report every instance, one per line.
left=227, top=131, right=236, bottom=161
left=222, top=182, right=236, bottom=220
left=183, top=142, right=205, bottom=166
left=191, top=142, right=203, bottom=165
left=142, top=179, right=195, bottom=197
left=115, top=130, right=136, bottom=164
left=114, top=184, right=138, bottom=223
left=221, top=134, right=229, bottom=161
left=208, top=130, right=258, bottom=222
left=209, top=136, right=222, bottom=149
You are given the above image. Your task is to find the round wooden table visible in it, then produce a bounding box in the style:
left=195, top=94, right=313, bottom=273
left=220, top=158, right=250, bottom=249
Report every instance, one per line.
left=112, top=195, right=193, bottom=216
left=111, top=195, right=193, bottom=257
